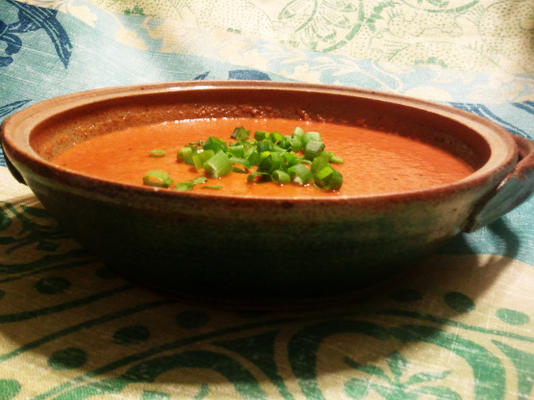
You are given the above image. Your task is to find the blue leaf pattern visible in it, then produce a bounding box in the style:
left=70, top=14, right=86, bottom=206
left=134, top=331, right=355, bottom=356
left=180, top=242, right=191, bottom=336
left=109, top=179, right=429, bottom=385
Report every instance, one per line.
left=1, top=0, right=72, bottom=68
left=450, top=102, right=532, bottom=139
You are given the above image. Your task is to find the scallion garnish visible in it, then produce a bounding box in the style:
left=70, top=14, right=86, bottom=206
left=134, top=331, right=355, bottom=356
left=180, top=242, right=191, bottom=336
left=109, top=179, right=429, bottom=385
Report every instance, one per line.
left=174, top=176, right=208, bottom=191
left=231, top=127, right=250, bottom=141
left=272, top=169, right=291, bottom=184
left=304, top=140, right=325, bottom=160
left=192, top=150, right=214, bottom=171
left=143, top=170, right=173, bottom=188
left=288, top=163, right=312, bottom=185
left=203, top=185, right=223, bottom=190
left=177, top=146, right=196, bottom=165
left=149, top=149, right=166, bottom=157
left=172, top=125, right=343, bottom=191
left=174, top=181, right=195, bottom=191
left=203, top=151, right=233, bottom=178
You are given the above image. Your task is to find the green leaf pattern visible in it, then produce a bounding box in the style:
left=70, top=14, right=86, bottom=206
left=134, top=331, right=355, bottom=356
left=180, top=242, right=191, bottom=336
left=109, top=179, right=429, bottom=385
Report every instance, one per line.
left=345, top=351, right=459, bottom=399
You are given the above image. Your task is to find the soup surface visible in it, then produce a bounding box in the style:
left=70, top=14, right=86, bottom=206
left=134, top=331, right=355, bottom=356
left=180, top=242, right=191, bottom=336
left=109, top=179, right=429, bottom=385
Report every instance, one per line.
left=52, top=118, right=474, bottom=197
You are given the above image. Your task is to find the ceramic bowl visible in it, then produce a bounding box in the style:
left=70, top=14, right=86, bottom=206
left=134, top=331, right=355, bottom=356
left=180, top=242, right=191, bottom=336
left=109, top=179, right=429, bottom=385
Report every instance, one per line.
left=2, top=81, right=534, bottom=301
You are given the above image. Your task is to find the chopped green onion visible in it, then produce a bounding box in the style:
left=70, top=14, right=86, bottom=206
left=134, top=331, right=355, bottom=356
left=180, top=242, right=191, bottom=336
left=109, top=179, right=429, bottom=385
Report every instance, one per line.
left=330, top=154, right=344, bottom=164
left=247, top=171, right=270, bottom=183
left=192, top=176, right=208, bottom=184
left=204, top=151, right=233, bottom=178
left=292, top=127, right=305, bottom=138
left=192, top=149, right=215, bottom=171
left=304, top=140, right=325, bottom=160
left=254, top=131, right=269, bottom=141
left=289, top=137, right=303, bottom=152
left=288, top=163, right=312, bottom=185
left=283, top=152, right=300, bottom=166
left=177, top=146, right=196, bottom=165
left=278, top=136, right=292, bottom=149
left=314, top=166, right=343, bottom=190
left=302, top=131, right=321, bottom=146
left=149, top=149, right=166, bottom=157
left=245, top=149, right=260, bottom=166
left=311, top=152, right=331, bottom=173
left=272, top=169, right=291, bottom=184
left=174, top=181, right=195, bottom=191
left=270, top=131, right=283, bottom=144
left=316, top=165, right=334, bottom=180
left=228, top=144, right=245, bottom=158
left=229, top=157, right=250, bottom=169
left=322, top=151, right=344, bottom=164
left=171, top=125, right=343, bottom=191
left=258, top=139, right=274, bottom=153
left=173, top=176, right=208, bottom=191
left=203, top=136, right=228, bottom=153
left=143, top=170, right=173, bottom=188
left=203, top=185, right=222, bottom=190
left=254, top=131, right=268, bottom=141
left=231, top=127, right=250, bottom=141
left=258, top=152, right=283, bottom=173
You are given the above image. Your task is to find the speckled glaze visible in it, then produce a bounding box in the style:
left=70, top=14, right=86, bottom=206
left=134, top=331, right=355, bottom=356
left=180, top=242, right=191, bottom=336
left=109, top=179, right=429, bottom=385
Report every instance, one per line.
left=2, top=82, right=533, bottom=301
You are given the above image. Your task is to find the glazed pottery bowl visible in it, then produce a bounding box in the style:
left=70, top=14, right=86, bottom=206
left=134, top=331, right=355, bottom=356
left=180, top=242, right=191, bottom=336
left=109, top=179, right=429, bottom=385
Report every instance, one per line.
left=2, top=81, right=534, bottom=301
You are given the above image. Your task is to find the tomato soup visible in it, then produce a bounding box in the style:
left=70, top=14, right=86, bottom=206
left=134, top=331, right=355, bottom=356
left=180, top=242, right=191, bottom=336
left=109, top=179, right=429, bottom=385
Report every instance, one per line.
left=52, top=118, right=474, bottom=197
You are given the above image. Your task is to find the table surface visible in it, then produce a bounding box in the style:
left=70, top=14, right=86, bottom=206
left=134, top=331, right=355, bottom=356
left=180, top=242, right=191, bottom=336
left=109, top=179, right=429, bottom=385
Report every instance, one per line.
left=1, top=0, right=533, bottom=399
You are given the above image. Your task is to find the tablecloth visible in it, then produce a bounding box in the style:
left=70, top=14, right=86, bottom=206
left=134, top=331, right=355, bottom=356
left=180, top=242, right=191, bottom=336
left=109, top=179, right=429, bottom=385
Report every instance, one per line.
left=1, top=0, right=533, bottom=398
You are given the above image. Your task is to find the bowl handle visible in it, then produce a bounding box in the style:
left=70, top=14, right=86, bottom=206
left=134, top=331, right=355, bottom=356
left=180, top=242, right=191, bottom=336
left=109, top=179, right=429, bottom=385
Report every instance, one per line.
left=1, top=141, right=26, bottom=186
left=464, top=135, right=534, bottom=232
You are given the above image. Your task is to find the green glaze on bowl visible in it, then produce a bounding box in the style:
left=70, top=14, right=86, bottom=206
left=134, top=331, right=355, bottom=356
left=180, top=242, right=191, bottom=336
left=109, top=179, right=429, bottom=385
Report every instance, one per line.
left=2, top=81, right=533, bottom=302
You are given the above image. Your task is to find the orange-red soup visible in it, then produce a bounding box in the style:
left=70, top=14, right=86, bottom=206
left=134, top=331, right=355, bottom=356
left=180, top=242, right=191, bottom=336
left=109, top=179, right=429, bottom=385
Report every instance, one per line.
left=52, top=118, right=475, bottom=197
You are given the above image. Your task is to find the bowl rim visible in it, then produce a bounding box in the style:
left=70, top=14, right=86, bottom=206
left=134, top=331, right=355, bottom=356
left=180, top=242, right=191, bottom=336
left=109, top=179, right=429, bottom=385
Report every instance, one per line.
left=1, top=80, right=518, bottom=205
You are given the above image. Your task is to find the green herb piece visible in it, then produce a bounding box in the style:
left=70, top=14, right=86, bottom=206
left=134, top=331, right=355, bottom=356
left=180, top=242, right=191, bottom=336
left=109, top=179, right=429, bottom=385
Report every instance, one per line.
left=143, top=170, right=173, bottom=188
left=247, top=171, right=271, bottom=183
left=302, top=131, right=321, bottom=146
left=231, top=127, right=250, bottom=141
left=192, top=150, right=215, bottom=171
left=203, top=185, right=222, bottom=190
left=204, top=151, right=233, bottom=178
left=245, top=148, right=260, bottom=166
left=203, top=136, right=228, bottom=153
left=304, top=140, right=325, bottom=160
left=258, top=139, right=274, bottom=153
left=284, top=152, right=300, bottom=166
left=172, top=125, right=343, bottom=191
left=272, top=169, right=291, bottom=184
left=289, top=137, right=303, bottom=152
left=173, top=176, right=208, bottom=191
left=174, top=181, right=195, bottom=191
left=149, top=149, right=166, bottom=157
left=229, top=157, right=250, bottom=169
left=322, top=151, right=344, bottom=164
left=192, top=176, right=208, bottom=184
left=177, top=146, right=196, bottom=165
left=314, top=166, right=343, bottom=190
left=270, top=131, right=283, bottom=144
left=228, top=144, right=245, bottom=158
left=292, top=126, right=305, bottom=138
left=330, top=154, right=344, bottom=164
left=288, top=163, right=312, bottom=185
left=311, top=152, right=332, bottom=173
left=254, top=130, right=269, bottom=141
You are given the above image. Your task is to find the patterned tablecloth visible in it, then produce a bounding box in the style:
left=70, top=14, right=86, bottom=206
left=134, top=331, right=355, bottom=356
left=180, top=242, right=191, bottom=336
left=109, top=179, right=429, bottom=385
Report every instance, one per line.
left=1, top=0, right=533, bottom=398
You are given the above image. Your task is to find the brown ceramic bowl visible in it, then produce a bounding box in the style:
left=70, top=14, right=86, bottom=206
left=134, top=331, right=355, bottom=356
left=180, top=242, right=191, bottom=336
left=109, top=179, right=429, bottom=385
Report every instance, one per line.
left=2, top=81, right=534, bottom=302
